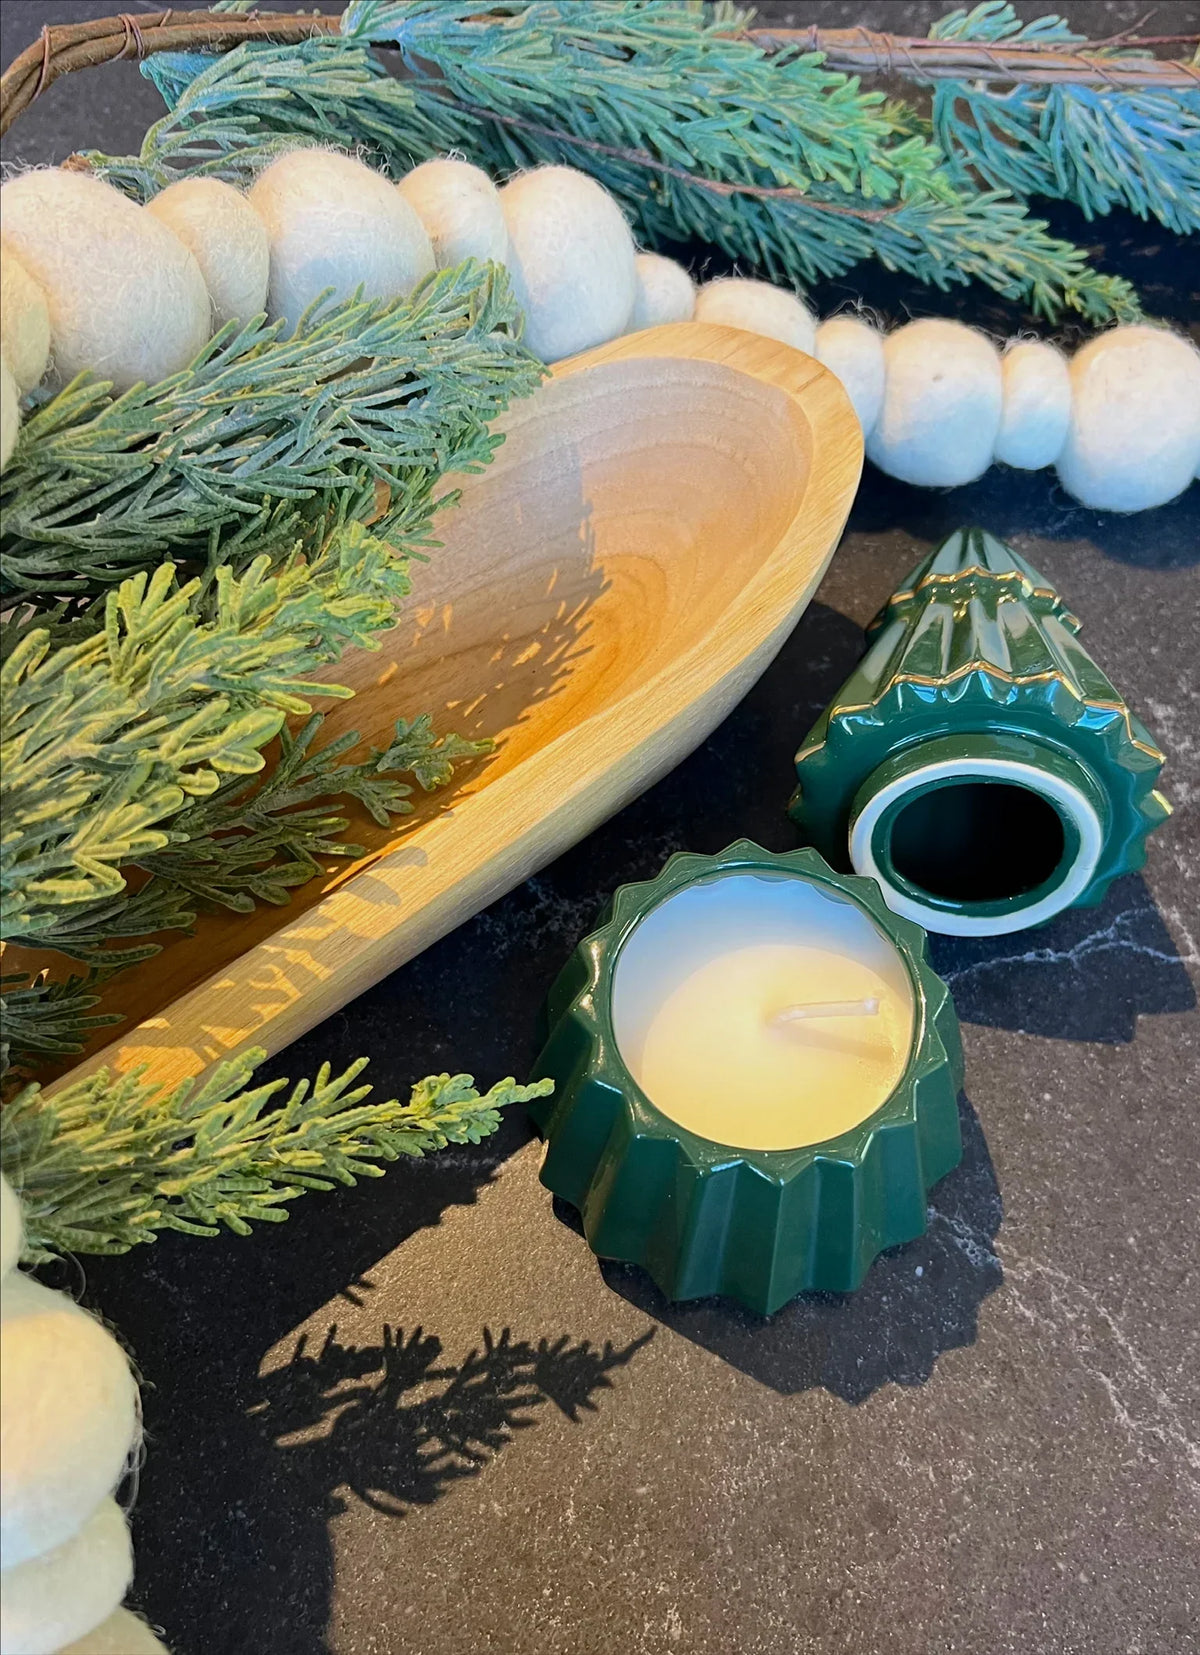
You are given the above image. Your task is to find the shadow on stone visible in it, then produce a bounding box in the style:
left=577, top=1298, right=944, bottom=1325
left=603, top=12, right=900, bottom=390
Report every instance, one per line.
left=119, top=1310, right=652, bottom=1655
left=552, top=1095, right=1002, bottom=1406
left=257, top=1319, right=654, bottom=1517
left=930, top=876, right=1196, bottom=1044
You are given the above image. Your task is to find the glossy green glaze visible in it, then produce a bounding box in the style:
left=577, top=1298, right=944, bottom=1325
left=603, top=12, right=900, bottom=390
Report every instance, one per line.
left=529, top=841, right=963, bottom=1316
left=790, top=528, right=1170, bottom=936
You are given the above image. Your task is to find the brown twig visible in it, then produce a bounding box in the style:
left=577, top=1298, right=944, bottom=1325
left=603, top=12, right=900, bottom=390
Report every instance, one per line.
left=746, top=25, right=1200, bottom=88
left=0, top=9, right=340, bottom=136
left=1, top=8, right=1198, bottom=139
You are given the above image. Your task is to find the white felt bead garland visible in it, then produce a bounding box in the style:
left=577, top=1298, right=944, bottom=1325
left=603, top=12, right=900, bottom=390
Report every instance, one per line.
left=500, top=166, right=637, bottom=361
left=146, top=176, right=270, bottom=331
left=398, top=158, right=509, bottom=268
left=1, top=154, right=1195, bottom=513
left=1055, top=324, right=1200, bottom=513
left=0, top=242, right=52, bottom=394
left=995, top=339, right=1072, bottom=471
left=0, top=1177, right=21, bottom=1278
left=0, top=1272, right=139, bottom=1567
left=0, top=1171, right=21, bottom=1271
left=693, top=277, right=817, bottom=354
left=249, top=149, right=435, bottom=335
left=57, top=1606, right=170, bottom=1654
left=0, top=170, right=210, bottom=394
left=629, top=253, right=696, bottom=329
left=0, top=1496, right=133, bottom=1655
left=867, top=318, right=1003, bottom=489
left=0, top=360, right=18, bottom=474
left=815, top=315, right=886, bottom=436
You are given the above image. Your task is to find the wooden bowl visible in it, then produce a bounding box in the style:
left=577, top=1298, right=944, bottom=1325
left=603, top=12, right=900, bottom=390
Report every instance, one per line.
left=48, top=322, right=862, bottom=1092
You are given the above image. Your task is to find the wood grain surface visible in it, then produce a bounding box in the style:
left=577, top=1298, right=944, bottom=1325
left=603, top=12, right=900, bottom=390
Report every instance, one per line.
left=39, top=321, right=862, bottom=1093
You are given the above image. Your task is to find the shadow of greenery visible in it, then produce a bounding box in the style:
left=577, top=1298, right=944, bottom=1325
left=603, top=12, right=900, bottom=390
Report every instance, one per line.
left=930, top=875, right=1196, bottom=1043
left=253, top=1322, right=654, bottom=1521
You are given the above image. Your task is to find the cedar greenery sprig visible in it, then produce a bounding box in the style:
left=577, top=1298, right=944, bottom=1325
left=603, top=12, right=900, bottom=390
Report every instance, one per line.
left=1, top=1049, right=553, bottom=1258
left=0, top=972, right=121, bottom=1077
left=76, top=0, right=1147, bottom=325
left=1, top=710, right=488, bottom=1078
left=1, top=260, right=541, bottom=613
left=1, top=552, right=489, bottom=957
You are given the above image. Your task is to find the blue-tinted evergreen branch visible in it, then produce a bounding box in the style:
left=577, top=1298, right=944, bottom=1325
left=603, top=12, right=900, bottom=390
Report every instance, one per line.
left=77, top=3, right=1142, bottom=323
left=928, top=4, right=1200, bottom=235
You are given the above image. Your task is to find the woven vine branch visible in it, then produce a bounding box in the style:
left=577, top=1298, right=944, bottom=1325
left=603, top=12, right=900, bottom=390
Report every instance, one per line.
left=2, top=6, right=1197, bottom=137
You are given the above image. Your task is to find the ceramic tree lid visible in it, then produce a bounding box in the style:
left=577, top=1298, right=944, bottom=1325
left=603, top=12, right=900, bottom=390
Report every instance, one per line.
left=790, top=527, right=1171, bottom=936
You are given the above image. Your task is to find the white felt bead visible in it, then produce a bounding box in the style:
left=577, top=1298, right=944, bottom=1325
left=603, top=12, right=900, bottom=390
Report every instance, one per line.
left=146, top=177, right=269, bottom=330
left=693, top=279, right=816, bottom=354
left=0, top=1176, right=22, bottom=1278
left=815, top=315, right=885, bottom=436
left=0, top=1497, right=132, bottom=1655
left=628, top=253, right=695, bottom=330
left=867, top=318, right=1002, bottom=488
left=1056, top=324, right=1200, bottom=512
left=995, top=339, right=1071, bottom=470
left=0, top=1273, right=139, bottom=1567
left=57, top=1607, right=170, bottom=1655
left=0, top=242, right=51, bottom=393
left=0, top=358, right=18, bottom=473
left=0, top=170, right=210, bottom=393
left=249, top=149, right=435, bottom=334
left=397, top=159, right=509, bottom=268
left=500, top=166, right=637, bottom=362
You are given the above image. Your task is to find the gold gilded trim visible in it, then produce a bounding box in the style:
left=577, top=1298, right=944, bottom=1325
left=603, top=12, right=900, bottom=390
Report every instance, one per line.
left=818, top=661, right=1166, bottom=763
left=886, top=565, right=1065, bottom=608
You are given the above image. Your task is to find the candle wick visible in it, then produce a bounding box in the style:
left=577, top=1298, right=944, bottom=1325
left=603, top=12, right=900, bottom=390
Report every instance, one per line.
left=770, top=997, right=880, bottom=1025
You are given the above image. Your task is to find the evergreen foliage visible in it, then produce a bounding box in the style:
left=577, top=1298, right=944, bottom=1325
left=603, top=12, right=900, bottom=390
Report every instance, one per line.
left=79, top=0, right=1179, bottom=325
left=0, top=260, right=541, bottom=1254
left=1, top=1049, right=552, bottom=1258
left=1, top=261, right=539, bottom=617
left=929, top=5, right=1200, bottom=236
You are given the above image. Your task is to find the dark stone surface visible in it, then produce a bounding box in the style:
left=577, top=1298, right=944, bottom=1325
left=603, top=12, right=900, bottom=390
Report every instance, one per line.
left=3, top=4, right=1198, bottom=1652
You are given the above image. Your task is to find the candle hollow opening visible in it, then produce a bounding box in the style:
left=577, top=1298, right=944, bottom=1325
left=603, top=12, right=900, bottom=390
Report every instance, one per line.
left=610, top=870, right=916, bottom=1152
left=887, top=780, right=1065, bottom=903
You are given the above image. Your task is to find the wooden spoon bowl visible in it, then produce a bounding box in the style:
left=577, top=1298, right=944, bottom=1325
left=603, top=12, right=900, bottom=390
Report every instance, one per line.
left=45, top=322, right=863, bottom=1092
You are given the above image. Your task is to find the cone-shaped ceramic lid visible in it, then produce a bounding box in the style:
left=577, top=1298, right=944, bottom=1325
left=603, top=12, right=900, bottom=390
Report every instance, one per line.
left=791, top=528, right=1170, bottom=928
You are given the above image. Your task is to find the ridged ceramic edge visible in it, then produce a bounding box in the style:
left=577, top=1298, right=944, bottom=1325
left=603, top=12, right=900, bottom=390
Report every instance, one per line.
left=789, top=531, right=1170, bottom=912
left=529, top=841, right=964, bottom=1315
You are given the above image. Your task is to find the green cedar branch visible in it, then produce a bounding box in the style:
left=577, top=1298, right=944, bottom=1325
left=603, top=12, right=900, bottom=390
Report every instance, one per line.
left=1, top=1048, right=554, bottom=1257
left=77, top=6, right=1142, bottom=323
left=2, top=263, right=542, bottom=610
left=135, top=714, right=489, bottom=915
left=2, top=533, right=404, bottom=942
left=0, top=971, right=121, bottom=1077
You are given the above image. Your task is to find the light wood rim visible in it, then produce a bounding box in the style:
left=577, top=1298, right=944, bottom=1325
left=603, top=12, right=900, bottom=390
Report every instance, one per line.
left=46, top=323, right=862, bottom=1096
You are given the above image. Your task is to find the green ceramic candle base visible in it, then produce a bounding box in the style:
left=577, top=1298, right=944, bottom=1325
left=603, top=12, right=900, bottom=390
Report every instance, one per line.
left=790, top=528, right=1171, bottom=937
left=529, top=842, right=964, bottom=1317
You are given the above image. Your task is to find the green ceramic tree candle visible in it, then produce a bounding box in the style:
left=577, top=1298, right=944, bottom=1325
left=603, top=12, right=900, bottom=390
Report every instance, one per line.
left=529, top=841, right=963, bottom=1316
left=790, top=528, right=1170, bottom=937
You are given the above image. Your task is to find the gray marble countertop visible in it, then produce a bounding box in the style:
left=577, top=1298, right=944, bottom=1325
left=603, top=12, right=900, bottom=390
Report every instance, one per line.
left=3, top=4, right=1197, bottom=1652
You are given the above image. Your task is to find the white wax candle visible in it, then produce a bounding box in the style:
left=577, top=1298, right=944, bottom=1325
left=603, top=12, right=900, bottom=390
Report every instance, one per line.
left=611, top=872, right=915, bottom=1152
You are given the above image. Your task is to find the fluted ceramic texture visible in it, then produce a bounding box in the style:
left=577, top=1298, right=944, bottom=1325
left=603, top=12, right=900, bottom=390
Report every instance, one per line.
left=530, top=843, right=963, bottom=1316
left=790, top=529, right=1170, bottom=907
